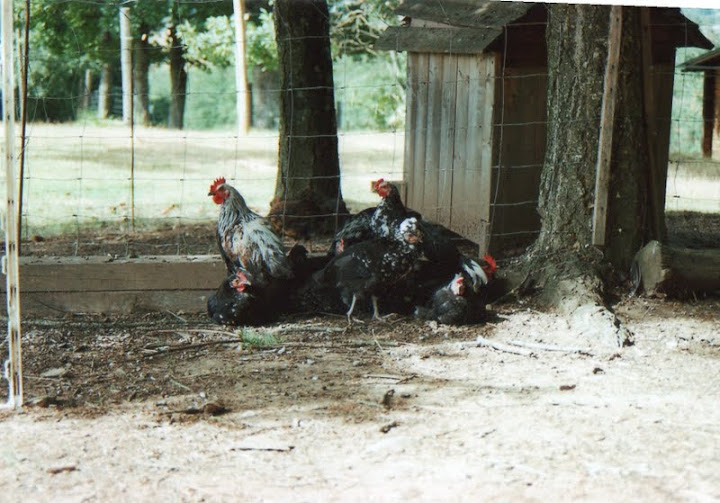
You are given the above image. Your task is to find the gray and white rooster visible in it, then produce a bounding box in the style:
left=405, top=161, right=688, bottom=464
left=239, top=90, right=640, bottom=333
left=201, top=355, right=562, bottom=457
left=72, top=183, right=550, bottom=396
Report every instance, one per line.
left=208, top=177, right=293, bottom=284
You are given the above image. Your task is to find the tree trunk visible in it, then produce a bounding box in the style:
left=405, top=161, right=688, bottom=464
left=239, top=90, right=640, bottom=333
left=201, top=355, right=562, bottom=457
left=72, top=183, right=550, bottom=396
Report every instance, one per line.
left=518, top=5, right=658, bottom=348
left=536, top=6, right=652, bottom=272
left=269, top=0, right=348, bottom=239
left=251, top=67, right=280, bottom=129
left=233, top=0, right=251, bottom=135
left=168, top=23, right=187, bottom=129
left=82, top=68, right=93, bottom=111
left=97, top=63, right=112, bottom=119
left=133, top=29, right=152, bottom=126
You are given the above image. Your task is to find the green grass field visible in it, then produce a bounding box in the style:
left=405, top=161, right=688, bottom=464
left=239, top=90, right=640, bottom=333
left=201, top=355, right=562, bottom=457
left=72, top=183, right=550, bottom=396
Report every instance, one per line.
left=11, top=122, right=405, bottom=236
left=3, top=122, right=719, bottom=238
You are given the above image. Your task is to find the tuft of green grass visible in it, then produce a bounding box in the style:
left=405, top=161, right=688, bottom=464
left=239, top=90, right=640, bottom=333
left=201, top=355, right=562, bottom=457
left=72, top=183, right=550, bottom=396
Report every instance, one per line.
left=238, top=328, right=280, bottom=348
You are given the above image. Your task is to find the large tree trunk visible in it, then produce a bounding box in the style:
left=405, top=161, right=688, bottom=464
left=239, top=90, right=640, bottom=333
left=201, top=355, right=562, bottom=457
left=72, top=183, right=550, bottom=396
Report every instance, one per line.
left=168, top=23, right=187, bottom=129
left=519, top=5, right=656, bottom=348
left=536, top=5, right=651, bottom=270
left=82, top=69, right=93, bottom=111
left=269, top=0, right=348, bottom=239
left=133, top=28, right=152, bottom=127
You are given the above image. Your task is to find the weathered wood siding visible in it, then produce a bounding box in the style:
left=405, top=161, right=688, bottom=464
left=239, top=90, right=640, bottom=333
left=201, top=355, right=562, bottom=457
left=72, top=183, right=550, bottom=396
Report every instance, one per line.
left=405, top=52, right=495, bottom=252
left=0, top=256, right=226, bottom=315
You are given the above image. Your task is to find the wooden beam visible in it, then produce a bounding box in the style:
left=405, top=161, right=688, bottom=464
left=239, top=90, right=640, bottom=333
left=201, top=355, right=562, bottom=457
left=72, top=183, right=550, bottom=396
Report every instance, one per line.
left=592, top=6, right=622, bottom=247
left=632, top=241, right=720, bottom=296
left=640, top=7, right=664, bottom=241
left=0, top=256, right=227, bottom=315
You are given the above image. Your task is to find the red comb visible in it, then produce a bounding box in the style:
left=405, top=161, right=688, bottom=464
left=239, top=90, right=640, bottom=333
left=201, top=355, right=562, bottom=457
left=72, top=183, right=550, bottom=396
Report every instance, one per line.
left=210, top=177, right=226, bottom=193
left=483, top=254, right=497, bottom=274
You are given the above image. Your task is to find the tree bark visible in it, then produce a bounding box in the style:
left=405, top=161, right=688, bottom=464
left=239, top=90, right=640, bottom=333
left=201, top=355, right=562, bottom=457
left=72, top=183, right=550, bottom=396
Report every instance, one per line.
left=536, top=5, right=652, bottom=272
left=516, top=5, right=660, bottom=347
left=82, top=68, right=93, bottom=111
left=270, top=0, right=348, bottom=238
left=168, top=22, right=187, bottom=129
left=133, top=29, right=152, bottom=126
left=233, top=0, right=251, bottom=135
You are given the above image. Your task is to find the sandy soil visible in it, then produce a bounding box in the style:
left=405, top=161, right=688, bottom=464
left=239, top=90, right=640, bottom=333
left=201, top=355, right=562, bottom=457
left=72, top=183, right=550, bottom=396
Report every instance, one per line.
left=0, top=294, right=718, bottom=502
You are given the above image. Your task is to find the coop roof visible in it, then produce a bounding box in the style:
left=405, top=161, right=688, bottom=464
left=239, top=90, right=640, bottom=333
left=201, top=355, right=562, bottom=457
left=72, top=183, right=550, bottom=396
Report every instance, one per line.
left=681, top=47, right=720, bottom=72
left=375, top=1, right=713, bottom=54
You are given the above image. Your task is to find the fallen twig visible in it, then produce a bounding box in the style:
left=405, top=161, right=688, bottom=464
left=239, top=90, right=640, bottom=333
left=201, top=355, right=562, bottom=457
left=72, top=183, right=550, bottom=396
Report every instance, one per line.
left=475, top=336, right=535, bottom=357
left=230, top=445, right=294, bottom=453
left=142, top=338, right=244, bottom=357
left=164, top=310, right=188, bottom=324
left=507, top=339, right=591, bottom=355
left=47, top=465, right=78, bottom=475
left=169, top=376, right=194, bottom=393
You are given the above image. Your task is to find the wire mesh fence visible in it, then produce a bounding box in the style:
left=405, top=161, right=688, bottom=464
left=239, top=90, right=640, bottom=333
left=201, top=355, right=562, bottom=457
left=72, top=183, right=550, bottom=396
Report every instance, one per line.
left=2, top=2, right=720, bottom=262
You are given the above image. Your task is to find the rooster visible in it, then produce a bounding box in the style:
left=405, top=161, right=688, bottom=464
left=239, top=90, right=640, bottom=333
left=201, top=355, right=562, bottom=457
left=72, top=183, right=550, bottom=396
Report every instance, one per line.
left=208, top=177, right=293, bottom=284
left=370, top=179, right=420, bottom=239
left=415, top=273, right=469, bottom=325
left=328, top=179, right=386, bottom=256
left=316, top=217, right=424, bottom=323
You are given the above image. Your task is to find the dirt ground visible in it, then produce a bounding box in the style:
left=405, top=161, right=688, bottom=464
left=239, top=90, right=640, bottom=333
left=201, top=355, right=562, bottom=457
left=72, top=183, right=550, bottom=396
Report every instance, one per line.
left=0, top=293, right=718, bottom=502
left=1, top=210, right=718, bottom=500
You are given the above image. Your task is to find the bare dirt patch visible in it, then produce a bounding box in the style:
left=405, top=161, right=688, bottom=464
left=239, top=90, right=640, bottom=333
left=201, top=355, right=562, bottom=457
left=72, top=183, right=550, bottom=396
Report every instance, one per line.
left=0, top=295, right=718, bottom=501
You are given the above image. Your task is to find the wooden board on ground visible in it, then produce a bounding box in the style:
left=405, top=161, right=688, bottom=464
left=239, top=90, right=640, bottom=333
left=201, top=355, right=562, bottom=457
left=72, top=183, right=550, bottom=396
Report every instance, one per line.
left=631, top=240, right=720, bottom=296
left=0, top=255, right=227, bottom=315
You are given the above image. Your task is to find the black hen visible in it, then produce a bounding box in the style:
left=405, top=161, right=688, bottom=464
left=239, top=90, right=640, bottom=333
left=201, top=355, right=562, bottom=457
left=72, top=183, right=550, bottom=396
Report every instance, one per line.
left=415, top=273, right=469, bottom=325
left=207, top=269, right=271, bottom=326
left=316, top=217, right=424, bottom=323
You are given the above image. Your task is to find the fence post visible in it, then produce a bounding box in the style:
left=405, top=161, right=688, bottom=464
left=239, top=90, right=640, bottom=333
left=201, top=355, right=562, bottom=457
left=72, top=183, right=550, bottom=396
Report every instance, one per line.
left=2, top=0, right=23, bottom=409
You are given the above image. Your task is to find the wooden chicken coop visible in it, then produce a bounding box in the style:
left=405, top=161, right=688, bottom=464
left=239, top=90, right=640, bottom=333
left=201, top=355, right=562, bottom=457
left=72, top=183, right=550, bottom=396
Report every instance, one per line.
left=681, top=48, right=720, bottom=159
left=376, top=1, right=713, bottom=255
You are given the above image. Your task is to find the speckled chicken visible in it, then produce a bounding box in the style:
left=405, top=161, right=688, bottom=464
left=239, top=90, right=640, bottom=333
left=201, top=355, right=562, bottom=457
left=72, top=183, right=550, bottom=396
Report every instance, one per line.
left=316, top=217, right=424, bottom=323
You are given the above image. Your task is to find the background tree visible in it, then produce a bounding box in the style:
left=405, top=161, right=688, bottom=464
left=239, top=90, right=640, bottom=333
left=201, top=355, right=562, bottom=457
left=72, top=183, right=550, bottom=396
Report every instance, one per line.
left=27, top=2, right=120, bottom=121
left=268, top=0, right=348, bottom=236
left=518, top=5, right=657, bottom=347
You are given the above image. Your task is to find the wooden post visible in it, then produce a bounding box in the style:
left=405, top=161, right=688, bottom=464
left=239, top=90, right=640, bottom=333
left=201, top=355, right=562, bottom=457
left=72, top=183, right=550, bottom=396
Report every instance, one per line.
left=702, top=70, right=715, bottom=158
left=233, top=0, right=250, bottom=136
left=640, top=7, right=664, bottom=241
left=119, top=7, right=132, bottom=125
left=592, top=6, right=622, bottom=247
left=714, top=68, right=720, bottom=160
left=2, top=0, right=23, bottom=409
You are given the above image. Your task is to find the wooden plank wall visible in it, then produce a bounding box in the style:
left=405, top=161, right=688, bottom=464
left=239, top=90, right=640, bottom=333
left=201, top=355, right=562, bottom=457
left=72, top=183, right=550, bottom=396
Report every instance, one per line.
left=405, top=52, right=495, bottom=252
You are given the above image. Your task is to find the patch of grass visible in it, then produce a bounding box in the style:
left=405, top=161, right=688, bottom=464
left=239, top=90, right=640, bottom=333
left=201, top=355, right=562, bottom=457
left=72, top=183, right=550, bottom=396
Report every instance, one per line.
left=10, top=122, right=405, bottom=238
left=239, top=328, right=280, bottom=348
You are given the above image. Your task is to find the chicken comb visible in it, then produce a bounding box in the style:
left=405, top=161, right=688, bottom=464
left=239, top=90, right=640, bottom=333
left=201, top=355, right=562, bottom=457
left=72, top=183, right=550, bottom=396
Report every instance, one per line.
left=235, top=269, right=250, bottom=284
left=371, top=178, right=384, bottom=192
left=482, top=254, right=497, bottom=274
left=209, top=177, right=226, bottom=193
